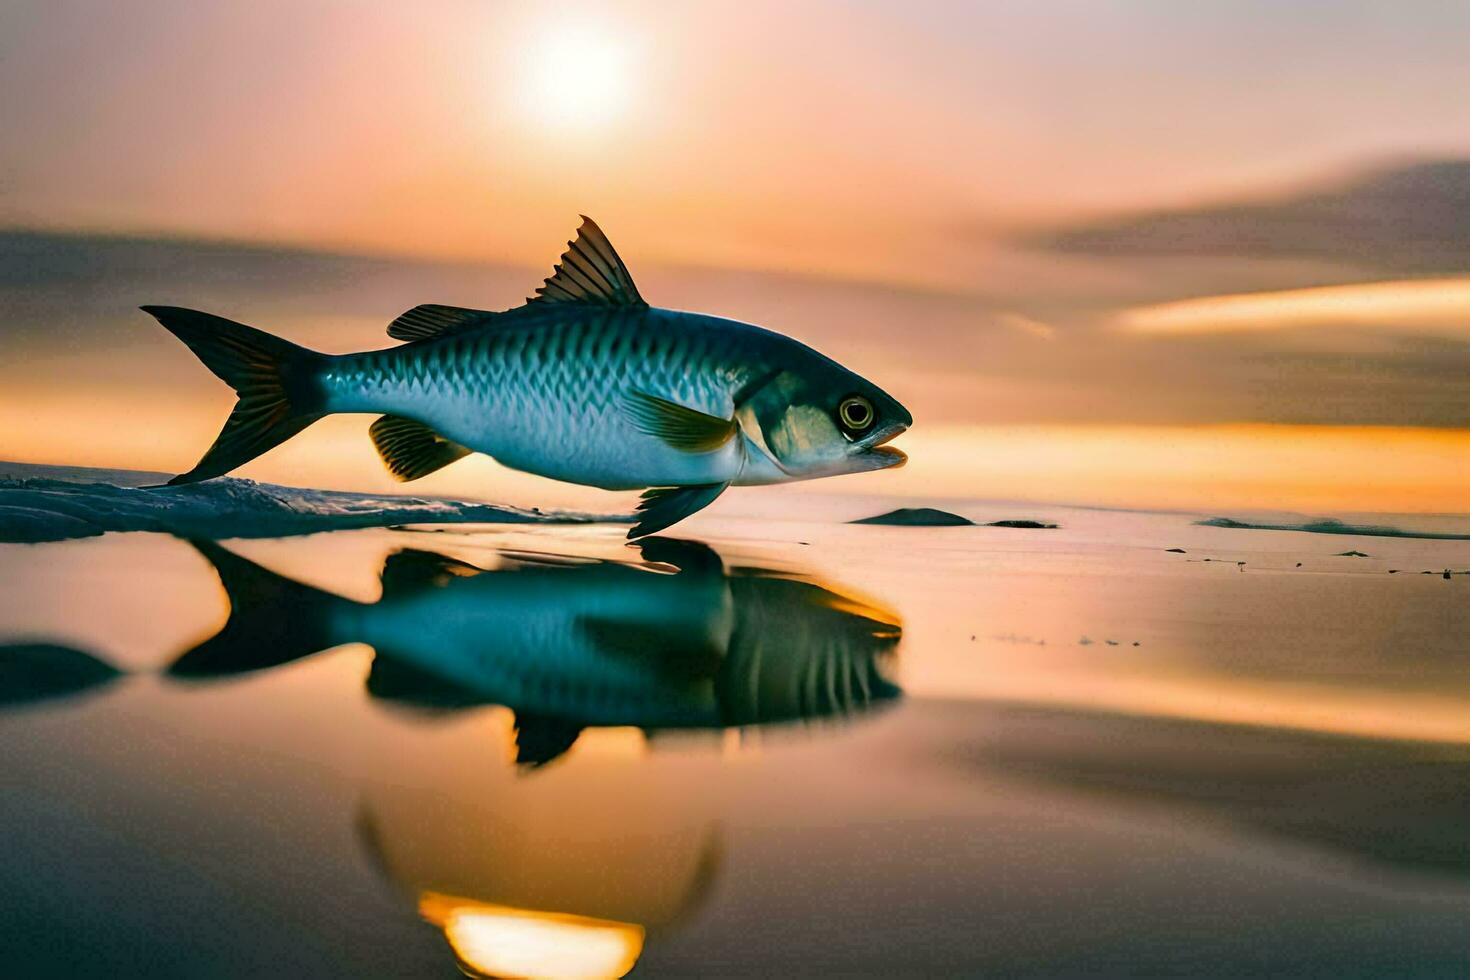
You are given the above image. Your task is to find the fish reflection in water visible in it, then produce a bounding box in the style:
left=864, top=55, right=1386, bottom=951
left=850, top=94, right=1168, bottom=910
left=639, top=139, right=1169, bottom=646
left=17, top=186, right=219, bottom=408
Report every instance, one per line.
left=171, top=536, right=902, bottom=766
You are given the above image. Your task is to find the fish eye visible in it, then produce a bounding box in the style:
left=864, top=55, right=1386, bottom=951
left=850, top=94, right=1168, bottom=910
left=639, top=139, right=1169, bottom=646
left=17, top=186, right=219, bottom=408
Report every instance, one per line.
left=837, top=395, right=876, bottom=437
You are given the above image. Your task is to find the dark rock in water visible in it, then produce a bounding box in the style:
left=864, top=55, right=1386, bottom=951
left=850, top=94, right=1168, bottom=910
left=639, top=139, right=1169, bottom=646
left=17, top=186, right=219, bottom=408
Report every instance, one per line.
left=0, top=643, right=123, bottom=708
left=1165, top=548, right=1187, bottom=553
left=851, top=508, right=975, bottom=526
left=851, top=509, right=1059, bottom=528
left=1199, top=515, right=1470, bottom=541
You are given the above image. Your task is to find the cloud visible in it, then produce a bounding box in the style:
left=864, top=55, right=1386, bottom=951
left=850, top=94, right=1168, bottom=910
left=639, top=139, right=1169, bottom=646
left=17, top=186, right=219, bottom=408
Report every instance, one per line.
left=993, top=311, right=1056, bottom=340
left=9, top=227, right=1470, bottom=436
left=1027, top=159, right=1470, bottom=273
left=1114, top=277, right=1470, bottom=335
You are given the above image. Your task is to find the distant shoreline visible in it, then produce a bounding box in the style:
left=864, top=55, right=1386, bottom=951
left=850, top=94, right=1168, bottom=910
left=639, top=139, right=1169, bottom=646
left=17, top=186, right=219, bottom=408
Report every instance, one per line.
left=1199, top=516, right=1470, bottom=541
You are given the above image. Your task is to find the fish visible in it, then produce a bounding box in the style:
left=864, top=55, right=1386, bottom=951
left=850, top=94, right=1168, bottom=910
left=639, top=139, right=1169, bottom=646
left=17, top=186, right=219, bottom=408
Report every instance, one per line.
left=169, top=537, right=902, bottom=767
left=142, top=217, right=912, bottom=537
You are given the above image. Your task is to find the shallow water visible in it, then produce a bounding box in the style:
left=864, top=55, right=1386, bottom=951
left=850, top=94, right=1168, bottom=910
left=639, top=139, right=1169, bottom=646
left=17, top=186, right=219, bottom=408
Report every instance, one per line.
left=4, top=507, right=1470, bottom=978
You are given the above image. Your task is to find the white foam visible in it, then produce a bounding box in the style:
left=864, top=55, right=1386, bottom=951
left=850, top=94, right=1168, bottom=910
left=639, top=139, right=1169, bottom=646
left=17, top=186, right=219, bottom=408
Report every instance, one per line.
left=0, top=462, right=617, bottom=543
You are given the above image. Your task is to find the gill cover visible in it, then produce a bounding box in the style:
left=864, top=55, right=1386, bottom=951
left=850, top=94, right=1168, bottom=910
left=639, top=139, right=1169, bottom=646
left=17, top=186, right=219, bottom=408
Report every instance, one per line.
left=735, top=371, right=831, bottom=473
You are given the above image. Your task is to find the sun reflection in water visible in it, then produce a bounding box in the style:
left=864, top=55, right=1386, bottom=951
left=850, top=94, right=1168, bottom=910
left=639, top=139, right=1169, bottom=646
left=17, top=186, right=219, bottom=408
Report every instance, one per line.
left=419, top=893, right=644, bottom=980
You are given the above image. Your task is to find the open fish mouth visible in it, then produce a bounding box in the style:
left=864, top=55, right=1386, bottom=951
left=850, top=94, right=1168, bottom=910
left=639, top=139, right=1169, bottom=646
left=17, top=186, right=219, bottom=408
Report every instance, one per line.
left=869, top=445, right=907, bottom=467
left=862, top=424, right=908, bottom=468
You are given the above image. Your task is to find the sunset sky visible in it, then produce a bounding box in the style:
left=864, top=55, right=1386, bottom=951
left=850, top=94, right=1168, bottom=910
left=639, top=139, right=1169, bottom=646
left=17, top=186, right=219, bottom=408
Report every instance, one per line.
left=6, top=1, right=1470, bottom=280
left=3, top=0, right=1470, bottom=512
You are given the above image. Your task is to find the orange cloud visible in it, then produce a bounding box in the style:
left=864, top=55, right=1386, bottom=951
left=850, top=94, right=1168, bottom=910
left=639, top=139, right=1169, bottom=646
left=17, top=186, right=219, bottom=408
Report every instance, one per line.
left=1115, top=278, right=1470, bottom=336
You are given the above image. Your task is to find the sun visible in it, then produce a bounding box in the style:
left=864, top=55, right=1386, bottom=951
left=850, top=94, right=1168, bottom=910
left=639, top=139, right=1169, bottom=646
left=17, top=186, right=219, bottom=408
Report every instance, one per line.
left=522, top=29, right=633, bottom=132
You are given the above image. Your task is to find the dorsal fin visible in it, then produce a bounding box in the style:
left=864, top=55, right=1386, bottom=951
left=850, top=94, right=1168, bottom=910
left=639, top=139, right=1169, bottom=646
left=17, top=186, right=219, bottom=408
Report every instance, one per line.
left=386, top=304, right=491, bottom=342
left=532, top=215, right=645, bottom=307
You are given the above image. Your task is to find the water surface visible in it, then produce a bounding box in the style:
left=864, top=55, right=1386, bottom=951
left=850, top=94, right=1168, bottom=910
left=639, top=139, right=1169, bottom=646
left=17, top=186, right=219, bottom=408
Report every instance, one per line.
left=3, top=509, right=1470, bottom=977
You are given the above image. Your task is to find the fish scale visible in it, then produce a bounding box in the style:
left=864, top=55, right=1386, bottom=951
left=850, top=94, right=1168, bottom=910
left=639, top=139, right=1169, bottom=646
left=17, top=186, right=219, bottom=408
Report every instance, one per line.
left=172, top=538, right=901, bottom=761
left=142, top=215, right=909, bottom=536
left=327, top=306, right=761, bottom=490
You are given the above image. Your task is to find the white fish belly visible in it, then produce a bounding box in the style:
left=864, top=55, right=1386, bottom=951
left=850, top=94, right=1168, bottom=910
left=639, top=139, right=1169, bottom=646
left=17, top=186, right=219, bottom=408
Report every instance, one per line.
left=323, top=310, right=768, bottom=490
left=480, top=407, right=748, bottom=490
left=347, top=372, right=743, bottom=490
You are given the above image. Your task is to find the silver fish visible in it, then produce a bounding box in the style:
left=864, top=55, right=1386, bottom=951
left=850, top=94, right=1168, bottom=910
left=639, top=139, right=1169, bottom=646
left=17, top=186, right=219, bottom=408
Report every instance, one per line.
left=143, top=217, right=911, bottom=536
left=169, top=538, right=902, bottom=767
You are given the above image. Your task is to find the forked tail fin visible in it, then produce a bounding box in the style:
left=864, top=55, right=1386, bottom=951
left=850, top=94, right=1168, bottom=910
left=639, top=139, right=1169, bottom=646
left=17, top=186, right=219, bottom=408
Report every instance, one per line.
left=141, top=306, right=327, bottom=485
left=168, top=539, right=342, bottom=679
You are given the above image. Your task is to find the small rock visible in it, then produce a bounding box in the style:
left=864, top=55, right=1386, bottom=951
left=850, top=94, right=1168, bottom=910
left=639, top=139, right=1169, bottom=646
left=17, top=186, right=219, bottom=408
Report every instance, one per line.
left=851, top=507, right=972, bottom=526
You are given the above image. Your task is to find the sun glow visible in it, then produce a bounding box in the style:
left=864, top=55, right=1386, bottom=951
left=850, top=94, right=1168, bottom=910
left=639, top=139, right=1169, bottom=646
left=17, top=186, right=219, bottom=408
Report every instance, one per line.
left=1114, top=278, right=1470, bottom=336
left=420, top=893, right=644, bottom=980
left=520, top=28, right=634, bottom=132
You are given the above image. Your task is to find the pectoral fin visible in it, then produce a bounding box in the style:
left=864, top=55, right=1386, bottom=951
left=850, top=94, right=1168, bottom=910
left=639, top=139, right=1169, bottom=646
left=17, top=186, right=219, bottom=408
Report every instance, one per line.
left=513, top=712, right=586, bottom=769
left=379, top=549, right=486, bottom=597
left=630, top=483, right=729, bottom=539
left=577, top=616, right=724, bottom=681
left=623, top=390, right=737, bottom=453
left=635, top=537, right=724, bottom=574
left=370, top=415, right=472, bottom=481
